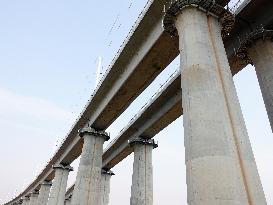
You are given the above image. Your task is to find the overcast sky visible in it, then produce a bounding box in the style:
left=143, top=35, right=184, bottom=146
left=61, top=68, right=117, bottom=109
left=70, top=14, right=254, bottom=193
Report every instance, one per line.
left=0, top=0, right=272, bottom=204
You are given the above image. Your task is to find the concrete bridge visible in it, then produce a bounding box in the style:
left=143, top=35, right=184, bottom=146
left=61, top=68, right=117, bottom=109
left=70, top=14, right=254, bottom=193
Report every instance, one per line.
left=3, top=0, right=273, bottom=204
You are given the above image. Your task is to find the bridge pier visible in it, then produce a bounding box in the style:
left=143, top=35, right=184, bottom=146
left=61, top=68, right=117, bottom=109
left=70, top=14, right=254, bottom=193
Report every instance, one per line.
left=129, top=138, right=158, bottom=205
left=29, top=191, right=39, bottom=205
left=47, top=165, right=73, bottom=205
left=21, top=197, right=30, bottom=205
left=237, top=29, right=273, bottom=132
left=36, top=181, right=52, bottom=205
left=101, top=169, right=114, bottom=205
left=70, top=127, right=109, bottom=205
left=163, top=1, right=266, bottom=204
left=64, top=196, right=72, bottom=205
left=17, top=200, right=23, bottom=205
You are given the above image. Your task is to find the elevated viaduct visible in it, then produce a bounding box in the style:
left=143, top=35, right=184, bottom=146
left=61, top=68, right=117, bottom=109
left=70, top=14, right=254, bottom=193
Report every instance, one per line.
left=4, top=0, right=273, bottom=204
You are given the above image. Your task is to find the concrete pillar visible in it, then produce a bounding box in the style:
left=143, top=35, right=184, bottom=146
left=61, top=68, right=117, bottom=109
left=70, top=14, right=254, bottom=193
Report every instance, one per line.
left=70, top=127, right=110, bottom=205
left=129, top=138, right=158, bottom=205
left=163, top=1, right=266, bottom=204
left=21, top=197, right=28, bottom=205
left=17, top=199, right=23, bottom=205
left=47, top=165, right=73, bottom=205
left=29, top=191, right=39, bottom=205
left=22, top=197, right=30, bottom=205
left=101, top=169, right=114, bottom=205
left=36, top=181, right=52, bottom=205
left=64, top=199, right=69, bottom=205
left=64, top=196, right=72, bottom=205
left=237, top=29, right=273, bottom=132
left=14, top=201, right=22, bottom=205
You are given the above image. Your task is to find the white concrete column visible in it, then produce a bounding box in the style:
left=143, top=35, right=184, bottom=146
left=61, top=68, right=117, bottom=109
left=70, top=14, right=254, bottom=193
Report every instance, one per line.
left=64, top=196, right=72, bottom=205
left=21, top=197, right=29, bottom=205
left=17, top=199, right=23, bottom=205
left=22, top=198, right=26, bottom=205
left=129, top=138, right=158, bottom=205
left=163, top=1, right=266, bottom=204
left=64, top=199, right=69, bottom=205
left=70, top=127, right=110, bottom=205
left=37, top=181, right=52, bottom=205
left=13, top=201, right=22, bottom=205
left=47, top=165, right=73, bottom=205
left=238, top=29, right=273, bottom=132
left=22, top=197, right=30, bottom=205
left=101, top=169, right=114, bottom=205
left=29, top=191, right=39, bottom=205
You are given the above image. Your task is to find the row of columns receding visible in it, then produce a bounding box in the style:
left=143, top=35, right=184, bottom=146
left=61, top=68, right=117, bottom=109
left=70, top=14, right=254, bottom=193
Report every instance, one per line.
left=13, top=1, right=273, bottom=204
left=18, top=129, right=157, bottom=205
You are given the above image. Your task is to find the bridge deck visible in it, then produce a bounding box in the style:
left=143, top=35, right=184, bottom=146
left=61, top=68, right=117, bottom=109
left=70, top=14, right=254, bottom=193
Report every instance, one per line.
left=6, top=0, right=273, bottom=203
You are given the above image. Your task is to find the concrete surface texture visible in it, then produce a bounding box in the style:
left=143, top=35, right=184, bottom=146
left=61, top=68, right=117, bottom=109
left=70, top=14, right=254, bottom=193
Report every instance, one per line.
left=100, top=170, right=113, bottom=205
left=6, top=1, right=273, bottom=202
left=47, top=165, right=73, bottom=205
left=129, top=139, right=156, bottom=205
left=175, top=7, right=266, bottom=204
left=22, top=197, right=30, bottom=205
left=36, top=182, right=52, bottom=205
left=3, top=0, right=273, bottom=204
left=64, top=197, right=71, bottom=205
left=64, top=195, right=72, bottom=205
left=21, top=198, right=27, bottom=205
left=28, top=192, right=38, bottom=205
left=248, top=39, right=273, bottom=132
left=70, top=128, right=109, bottom=205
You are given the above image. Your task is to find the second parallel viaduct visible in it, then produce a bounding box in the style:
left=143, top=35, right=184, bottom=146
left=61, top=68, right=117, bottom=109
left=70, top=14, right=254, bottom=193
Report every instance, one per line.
left=6, top=0, right=273, bottom=203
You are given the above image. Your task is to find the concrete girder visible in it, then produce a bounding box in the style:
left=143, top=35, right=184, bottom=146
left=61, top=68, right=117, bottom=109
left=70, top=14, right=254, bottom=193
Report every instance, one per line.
left=102, top=72, right=181, bottom=169
left=64, top=72, right=182, bottom=199
left=6, top=0, right=273, bottom=204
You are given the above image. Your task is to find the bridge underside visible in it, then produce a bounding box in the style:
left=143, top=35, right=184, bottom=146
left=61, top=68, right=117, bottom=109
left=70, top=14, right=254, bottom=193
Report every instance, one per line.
left=5, top=0, right=273, bottom=204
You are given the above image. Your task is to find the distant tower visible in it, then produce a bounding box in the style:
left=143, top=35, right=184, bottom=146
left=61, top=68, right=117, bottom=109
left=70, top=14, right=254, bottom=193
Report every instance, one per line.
left=95, top=56, right=103, bottom=87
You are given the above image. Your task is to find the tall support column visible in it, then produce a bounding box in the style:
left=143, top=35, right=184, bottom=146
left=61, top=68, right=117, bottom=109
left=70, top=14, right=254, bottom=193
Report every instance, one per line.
left=22, top=197, right=30, bottom=205
left=237, top=29, right=273, bottom=132
left=36, top=181, right=52, bottom=205
left=101, top=169, right=114, bottom=205
left=163, top=1, right=266, bottom=204
left=14, top=200, right=22, bottom=205
left=70, top=127, right=110, bottom=205
left=64, top=196, right=72, bottom=205
left=17, top=199, right=23, bottom=205
left=29, top=191, right=39, bottom=205
left=129, top=138, right=158, bottom=205
left=47, top=165, right=73, bottom=205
